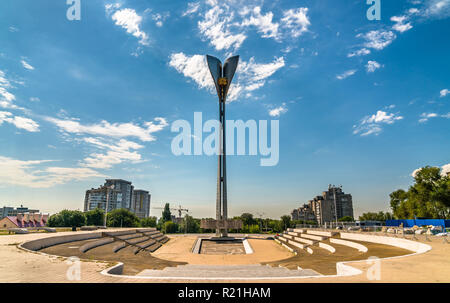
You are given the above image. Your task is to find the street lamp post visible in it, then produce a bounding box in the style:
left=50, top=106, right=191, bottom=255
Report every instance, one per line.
left=103, top=184, right=115, bottom=228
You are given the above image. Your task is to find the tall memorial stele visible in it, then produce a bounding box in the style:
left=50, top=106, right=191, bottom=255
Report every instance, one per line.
left=200, top=55, right=243, bottom=238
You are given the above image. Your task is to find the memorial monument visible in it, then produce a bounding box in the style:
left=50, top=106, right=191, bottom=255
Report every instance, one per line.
left=200, top=55, right=243, bottom=238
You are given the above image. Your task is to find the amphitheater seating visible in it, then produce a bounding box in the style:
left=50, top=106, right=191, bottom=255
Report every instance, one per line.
left=275, top=229, right=340, bottom=255
left=300, top=234, right=328, bottom=241
left=79, top=237, right=114, bottom=253
left=85, top=228, right=170, bottom=254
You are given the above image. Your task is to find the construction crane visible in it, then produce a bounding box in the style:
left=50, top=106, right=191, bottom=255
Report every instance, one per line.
left=152, top=204, right=189, bottom=219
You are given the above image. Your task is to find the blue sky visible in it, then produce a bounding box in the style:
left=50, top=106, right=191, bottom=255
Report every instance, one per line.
left=0, top=0, right=449, bottom=218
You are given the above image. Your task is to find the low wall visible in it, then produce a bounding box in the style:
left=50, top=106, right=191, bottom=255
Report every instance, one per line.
left=301, top=234, right=327, bottom=241
left=307, top=230, right=337, bottom=237
left=330, top=238, right=368, bottom=252
left=21, top=232, right=102, bottom=251
left=79, top=237, right=114, bottom=253
left=339, top=232, right=431, bottom=253
left=319, top=242, right=336, bottom=253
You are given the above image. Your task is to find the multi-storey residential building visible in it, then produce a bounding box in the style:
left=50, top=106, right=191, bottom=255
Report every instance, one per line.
left=104, top=179, right=134, bottom=209
left=84, top=179, right=151, bottom=218
left=291, top=185, right=354, bottom=225
left=291, top=203, right=316, bottom=221
left=131, top=190, right=151, bottom=219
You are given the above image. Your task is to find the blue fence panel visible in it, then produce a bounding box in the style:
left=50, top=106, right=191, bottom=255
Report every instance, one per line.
left=386, top=219, right=447, bottom=228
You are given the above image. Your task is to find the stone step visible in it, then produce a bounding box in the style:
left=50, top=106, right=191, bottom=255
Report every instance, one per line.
left=300, top=234, right=328, bottom=241
left=136, top=264, right=321, bottom=278
left=306, top=230, right=338, bottom=237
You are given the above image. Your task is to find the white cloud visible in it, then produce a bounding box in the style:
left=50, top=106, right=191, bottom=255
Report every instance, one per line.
left=110, top=7, right=149, bottom=46
left=21, top=59, right=35, bottom=70
left=81, top=138, right=144, bottom=169
left=347, top=48, right=371, bottom=57
left=419, top=112, right=450, bottom=122
left=422, top=0, right=450, bottom=18
left=440, top=88, right=450, bottom=97
left=366, top=60, right=382, bottom=72
left=169, top=52, right=284, bottom=101
left=45, top=116, right=168, bottom=142
left=152, top=12, right=170, bottom=27
left=391, top=15, right=413, bottom=32
left=353, top=110, right=403, bottom=136
left=169, top=53, right=213, bottom=89
left=240, top=6, right=280, bottom=40
left=357, top=30, right=397, bottom=50
left=336, top=69, right=357, bottom=80
left=269, top=103, right=288, bottom=117
left=30, top=97, right=40, bottom=102
left=0, top=70, right=22, bottom=110
left=418, top=112, right=438, bottom=123
left=280, top=7, right=310, bottom=38
left=0, top=156, right=104, bottom=188
left=442, top=163, right=450, bottom=176
left=0, top=111, right=40, bottom=132
left=182, top=2, right=200, bottom=16
left=198, top=4, right=246, bottom=51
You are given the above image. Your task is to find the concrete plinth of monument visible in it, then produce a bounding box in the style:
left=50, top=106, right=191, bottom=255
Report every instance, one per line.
left=192, top=236, right=253, bottom=255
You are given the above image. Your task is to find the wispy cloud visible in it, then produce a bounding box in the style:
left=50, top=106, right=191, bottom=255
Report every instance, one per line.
left=268, top=103, right=288, bottom=117
left=81, top=137, right=145, bottom=169
left=0, top=156, right=104, bottom=188
left=440, top=88, right=450, bottom=97
left=366, top=60, right=383, bottom=73
left=418, top=112, right=450, bottom=123
left=182, top=2, right=200, bottom=16
left=391, top=15, right=413, bottom=32
left=347, top=48, right=371, bottom=58
left=353, top=110, right=403, bottom=136
left=336, top=69, right=357, bottom=80
left=45, top=116, right=168, bottom=142
left=21, top=59, right=35, bottom=70
left=280, top=7, right=310, bottom=38
left=0, top=111, right=40, bottom=132
left=357, top=30, right=397, bottom=50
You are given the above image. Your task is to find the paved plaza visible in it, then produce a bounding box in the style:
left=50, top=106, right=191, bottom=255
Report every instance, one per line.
left=0, top=230, right=449, bottom=283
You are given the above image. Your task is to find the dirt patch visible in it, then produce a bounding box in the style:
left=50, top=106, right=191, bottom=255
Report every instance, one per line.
left=40, top=239, right=186, bottom=275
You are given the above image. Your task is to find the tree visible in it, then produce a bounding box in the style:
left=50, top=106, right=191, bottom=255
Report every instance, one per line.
left=359, top=211, right=392, bottom=221
left=338, top=216, right=354, bottom=222
left=161, top=203, right=172, bottom=223
left=240, top=213, right=255, bottom=226
left=140, top=216, right=157, bottom=227
left=163, top=221, right=178, bottom=233
left=249, top=224, right=260, bottom=234
left=85, top=208, right=104, bottom=226
left=389, top=166, right=450, bottom=219
left=47, top=210, right=86, bottom=227
left=280, top=215, right=291, bottom=230
left=181, top=215, right=200, bottom=233
left=107, top=209, right=139, bottom=227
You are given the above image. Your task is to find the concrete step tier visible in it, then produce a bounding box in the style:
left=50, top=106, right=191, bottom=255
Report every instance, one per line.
left=79, top=237, right=114, bottom=253
left=306, top=230, right=338, bottom=237
left=329, top=238, right=368, bottom=252
left=112, top=242, right=127, bottom=253
left=117, top=234, right=143, bottom=240
left=137, top=264, right=321, bottom=278
left=126, top=236, right=149, bottom=245
left=300, top=233, right=328, bottom=241
left=293, top=236, right=317, bottom=245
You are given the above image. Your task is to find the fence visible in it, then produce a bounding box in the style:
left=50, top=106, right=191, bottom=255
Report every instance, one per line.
left=386, top=219, right=450, bottom=229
